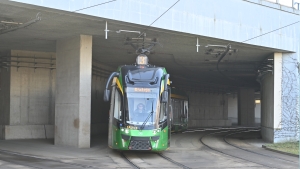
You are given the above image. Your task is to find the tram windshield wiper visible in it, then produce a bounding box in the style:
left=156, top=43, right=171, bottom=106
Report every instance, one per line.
left=140, top=101, right=154, bottom=130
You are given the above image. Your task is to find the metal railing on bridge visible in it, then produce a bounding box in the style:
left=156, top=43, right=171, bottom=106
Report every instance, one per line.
left=265, top=0, right=300, bottom=10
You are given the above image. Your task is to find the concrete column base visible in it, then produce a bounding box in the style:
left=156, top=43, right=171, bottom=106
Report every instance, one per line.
left=0, top=125, right=53, bottom=140
left=261, top=126, right=274, bottom=143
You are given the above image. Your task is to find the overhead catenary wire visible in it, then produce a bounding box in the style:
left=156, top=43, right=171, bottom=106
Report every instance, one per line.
left=72, top=0, right=117, bottom=13
left=242, top=20, right=300, bottom=43
left=138, top=0, right=180, bottom=38
left=0, top=0, right=118, bottom=35
left=42, top=0, right=117, bottom=21
left=216, top=19, right=300, bottom=87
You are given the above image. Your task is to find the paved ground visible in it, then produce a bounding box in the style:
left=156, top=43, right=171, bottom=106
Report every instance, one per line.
left=0, top=128, right=298, bottom=169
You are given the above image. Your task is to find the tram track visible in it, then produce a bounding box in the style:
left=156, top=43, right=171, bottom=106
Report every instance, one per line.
left=120, top=152, right=140, bottom=169
left=199, top=127, right=298, bottom=169
left=199, top=128, right=276, bottom=169
left=0, top=148, right=99, bottom=169
left=156, top=153, right=191, bottom=169
left=0, top=128, right=297, bottom=168
left=120, top=151, right=191, bottom=169
left=223, top=130, right=298, bottom=164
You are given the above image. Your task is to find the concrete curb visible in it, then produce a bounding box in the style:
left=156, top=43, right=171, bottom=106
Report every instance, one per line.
left=262, top=145, right=299, bottom=157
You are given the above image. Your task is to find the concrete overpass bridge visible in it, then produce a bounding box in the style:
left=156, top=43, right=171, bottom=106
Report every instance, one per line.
left=0, top=0, right=299, bottom=148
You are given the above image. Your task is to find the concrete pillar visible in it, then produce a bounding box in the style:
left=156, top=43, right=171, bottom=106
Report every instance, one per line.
left=273, top=53, right=282, bottom=130
left=261, top=53, right=283, bottom=142
left=222, top=94, right=228, bottom=120
left=238, top=88, right=255, bottom=126
left=0, top=65, right=10, bottom=139
left=261, top=73, right=274, bottom=142
left=55, top=35, right=92, bottom=148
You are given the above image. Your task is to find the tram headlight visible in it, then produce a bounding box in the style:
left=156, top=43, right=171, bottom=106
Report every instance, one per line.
left=125, top=129, right=129, bottom=134
left=153, top=128, right=161, bottom=134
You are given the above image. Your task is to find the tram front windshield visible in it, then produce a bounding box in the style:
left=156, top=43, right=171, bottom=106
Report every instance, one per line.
left=125, top=87, right=160, bottom=128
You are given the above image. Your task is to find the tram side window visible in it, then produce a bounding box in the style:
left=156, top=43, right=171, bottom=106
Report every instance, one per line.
left=113, top=90, right=122, bottom=121
left=172, top=99, right=180, bottom=122
left=184, top=100, right=188, bottom=118
left=180, top=100, right=184, bottom=118
left=159, top=102, right=167, bottom=122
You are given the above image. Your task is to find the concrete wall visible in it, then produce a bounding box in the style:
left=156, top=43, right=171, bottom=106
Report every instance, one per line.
left=187, top=92, right=231, bottom=128
left=228, top=93, right=261, bottom=126
left=1, top=50, right=55, bottom=140
left=91, top=61, right=115, bottom=136
left=238, top=88, right=255, bottom=126
left=9, top=50, right=55, bottom=126
left=261, top=73, right=274, bottom=142
left=228, top=94, right=238, bottom=125
left=255, top=103, right=261, bottom=124
left=274, top=53, right=299, bottom=142
left=91, top=74, right=109, bottom=136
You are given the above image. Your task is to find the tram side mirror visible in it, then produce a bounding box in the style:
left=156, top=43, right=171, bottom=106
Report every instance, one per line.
left=103, top=89, right=110, bottom=102
left=161, top=91, right=168, bottom=103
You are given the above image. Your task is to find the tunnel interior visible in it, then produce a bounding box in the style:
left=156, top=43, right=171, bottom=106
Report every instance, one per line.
left=90, top=22, right=280, bottom=132
left=0, top=2, right=289, bottom=141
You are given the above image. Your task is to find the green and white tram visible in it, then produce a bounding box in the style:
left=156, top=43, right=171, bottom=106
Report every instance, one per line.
left=104, top=54, right=172, bottom=151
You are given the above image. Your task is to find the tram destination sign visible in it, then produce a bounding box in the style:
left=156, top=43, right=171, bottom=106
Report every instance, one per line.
left=126, top=87, right=154, bottom=93
left=134, top=88, right=151, bottom=92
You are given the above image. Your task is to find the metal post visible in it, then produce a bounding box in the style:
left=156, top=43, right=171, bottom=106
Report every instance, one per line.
left=196, top=37, right=200, bottom=53
left=104, top=21, right=109, bottom=39
left=295, top=2, right=300, bottom=10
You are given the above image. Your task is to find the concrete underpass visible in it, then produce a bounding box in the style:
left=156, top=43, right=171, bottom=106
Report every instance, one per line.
left=0, top=0, right=299, bottom=150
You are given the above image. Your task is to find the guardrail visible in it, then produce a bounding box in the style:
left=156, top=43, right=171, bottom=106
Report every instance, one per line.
left=265, top=0, right=300, bottom=10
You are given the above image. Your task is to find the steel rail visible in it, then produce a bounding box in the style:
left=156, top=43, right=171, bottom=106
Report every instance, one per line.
left=156, top=153, right=191, bottom=169
left=120, top=152, right=140, bottom=169
left=223, top=130, right=297, bottom=164
left=199, top=128, right=275, bottom=169
left=0, top=149, right=99, bottom=169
